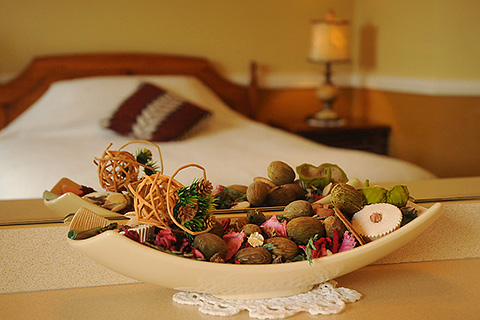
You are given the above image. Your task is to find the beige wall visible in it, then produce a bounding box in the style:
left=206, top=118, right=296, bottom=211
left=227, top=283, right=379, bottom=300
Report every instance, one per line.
left=1, top=0, right=479, bottom=178
left=353, top=0, right=480, bottom=80
left=0, top=0, right=354, bottom=78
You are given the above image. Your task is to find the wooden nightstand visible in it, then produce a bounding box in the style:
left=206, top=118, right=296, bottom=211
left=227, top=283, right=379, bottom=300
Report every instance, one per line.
left=270, top=119, right=391, bottom=155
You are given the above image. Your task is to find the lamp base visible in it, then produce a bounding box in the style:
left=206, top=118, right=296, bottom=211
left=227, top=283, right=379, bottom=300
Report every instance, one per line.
left=306, top=113, right=346, bottom=127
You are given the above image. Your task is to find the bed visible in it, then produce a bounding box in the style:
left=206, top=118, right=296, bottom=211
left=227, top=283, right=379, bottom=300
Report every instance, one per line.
left=0, top=53, right=436, bottom=201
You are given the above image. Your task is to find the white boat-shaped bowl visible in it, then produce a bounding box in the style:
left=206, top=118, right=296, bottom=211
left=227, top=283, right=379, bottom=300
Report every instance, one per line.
left=68, top=202, right=443, bottom=300
left=43, top=177, right=124, bottom=218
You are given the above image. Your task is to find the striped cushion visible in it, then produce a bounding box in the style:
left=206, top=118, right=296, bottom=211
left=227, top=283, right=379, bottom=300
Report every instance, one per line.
left=103, top=83, right=211, bottom=141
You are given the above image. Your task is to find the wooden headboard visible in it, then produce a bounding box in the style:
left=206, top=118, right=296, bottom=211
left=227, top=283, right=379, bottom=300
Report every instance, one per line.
left=0, top=53, right=259, bottom=129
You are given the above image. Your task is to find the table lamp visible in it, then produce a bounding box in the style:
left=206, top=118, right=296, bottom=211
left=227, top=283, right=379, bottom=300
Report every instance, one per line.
left=307, top=11, right=350, bottom=126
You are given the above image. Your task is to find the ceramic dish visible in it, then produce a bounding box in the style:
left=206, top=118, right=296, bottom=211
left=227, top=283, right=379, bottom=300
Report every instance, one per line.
left=67, top=202, right=443, bottom=300
left=43, top=177, right=124, bottom=218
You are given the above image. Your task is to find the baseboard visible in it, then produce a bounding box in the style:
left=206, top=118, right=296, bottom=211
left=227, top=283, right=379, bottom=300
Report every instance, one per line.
left=232, top=72, right=480, bottom=97
left=349, top=74, right=480, bottom=96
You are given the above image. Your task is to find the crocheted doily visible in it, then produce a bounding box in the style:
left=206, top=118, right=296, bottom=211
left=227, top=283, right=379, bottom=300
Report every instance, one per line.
left=172, top=280, right=362, bottom=319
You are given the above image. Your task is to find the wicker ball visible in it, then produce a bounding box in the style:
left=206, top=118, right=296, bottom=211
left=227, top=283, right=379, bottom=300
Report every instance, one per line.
left=128, top=172, right=184, bottom=230
left=95, top=149, right=140, bottom=192
left=94, top=140, right=163, bottom=193
left=128, top=164, right=215, bottom=235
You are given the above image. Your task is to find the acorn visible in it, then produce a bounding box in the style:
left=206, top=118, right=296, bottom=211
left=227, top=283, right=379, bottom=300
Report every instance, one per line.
left=283, top=200, right=313, bottom=220
left=267, top=161, right=296, bottom=186
left=264, top=237, right=299, bottom=261
left=286, top=216, right=325, bottom=245
left=235, top=247, right=272, bottom=264
left=193, top=233, right=228, bottom=260
left=330, top=183, right=364, bottom=216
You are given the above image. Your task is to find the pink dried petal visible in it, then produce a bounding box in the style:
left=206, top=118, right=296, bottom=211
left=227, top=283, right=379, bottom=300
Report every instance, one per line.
left=214, top=185, right=224, bottom=195
left=223, top=231, right=246, bottom=261
left=338, top=231, right=357, bottom=252
left=261, top=215, right=287, bottom=237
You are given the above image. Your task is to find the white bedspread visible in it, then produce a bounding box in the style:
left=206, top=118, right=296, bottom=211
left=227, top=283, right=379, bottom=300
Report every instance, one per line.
left=0, top=76, right=435, bottom=200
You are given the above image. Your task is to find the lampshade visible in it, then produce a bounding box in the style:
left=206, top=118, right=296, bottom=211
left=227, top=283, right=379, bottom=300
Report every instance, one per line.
left=309, top=12, right=350, bottom=63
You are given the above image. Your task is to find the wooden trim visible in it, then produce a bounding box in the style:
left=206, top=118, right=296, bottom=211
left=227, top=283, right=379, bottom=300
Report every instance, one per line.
left=0, top=53, right=258, bottom=129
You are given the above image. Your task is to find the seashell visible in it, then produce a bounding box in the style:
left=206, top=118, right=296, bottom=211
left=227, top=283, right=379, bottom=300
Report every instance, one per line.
left=102, top=193, right=130, bottom=212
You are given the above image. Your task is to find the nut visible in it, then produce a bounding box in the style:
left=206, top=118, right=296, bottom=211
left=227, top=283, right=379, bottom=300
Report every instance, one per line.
left=235, top=247, right=272, bottom=264
left=267, top=161, right=296, bottom=186
left=264, top=237, right=299, bottom=261
left=286, top=216, right=325, bottom=245
left=246, top=180, right=271, bottom=206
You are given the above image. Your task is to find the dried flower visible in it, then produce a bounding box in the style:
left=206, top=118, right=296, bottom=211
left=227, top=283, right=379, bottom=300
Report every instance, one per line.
left=338, top=231, right=357, bottom=252
left=123, top=229, right=140, bottom=243
left=154, top=229, right=177, bottom=250
left=247, top=232, right=264, bottom=247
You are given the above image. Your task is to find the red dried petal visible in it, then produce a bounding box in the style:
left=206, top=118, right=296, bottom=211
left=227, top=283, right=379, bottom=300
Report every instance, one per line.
left=154, top=229, right=177, bottom=250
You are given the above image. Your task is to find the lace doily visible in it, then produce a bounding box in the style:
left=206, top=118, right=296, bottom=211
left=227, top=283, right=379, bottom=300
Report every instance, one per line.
left=172, top=280, right=362, bottom=319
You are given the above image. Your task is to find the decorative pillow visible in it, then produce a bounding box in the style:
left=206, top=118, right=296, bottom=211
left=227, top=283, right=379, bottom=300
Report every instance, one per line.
left=102, top=83, right=212, bottom=141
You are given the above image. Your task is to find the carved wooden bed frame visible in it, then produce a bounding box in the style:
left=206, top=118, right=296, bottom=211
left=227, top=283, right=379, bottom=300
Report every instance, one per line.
left=0, top=53, right=259, bottom=129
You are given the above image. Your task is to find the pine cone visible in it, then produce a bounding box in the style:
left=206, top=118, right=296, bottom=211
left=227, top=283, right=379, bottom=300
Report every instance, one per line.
left=178, top=204, right=197, bottom=223
left=205, top=215, right=217, bottom=229
left=197, top=179, right=213, bottom=197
